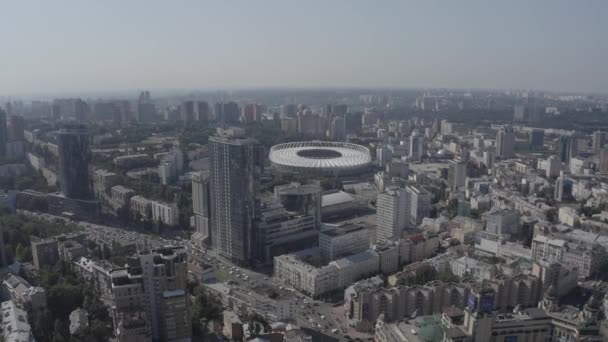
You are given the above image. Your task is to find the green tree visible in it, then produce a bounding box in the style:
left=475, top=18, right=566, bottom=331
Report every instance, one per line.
left=47, top=283, right=84, bottom=318
left=545, top=208, right=558, bottom=223
left=191, top=286, right=222, bottom=337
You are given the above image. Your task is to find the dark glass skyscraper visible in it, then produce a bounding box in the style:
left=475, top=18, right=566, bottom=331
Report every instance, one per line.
left=209, top=128, right=261, bottom=265
left=558, top=135, right=577, bottom=163
left=57, top=127, right=92, bottom=200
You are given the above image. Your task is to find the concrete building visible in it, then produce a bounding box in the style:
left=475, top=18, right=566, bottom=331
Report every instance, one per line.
left=109, top=247, right=189, bottom=342
left=191, top=171, right=211, bottom=247
left=93, top=169, right=119, bottom=196
left=274, top=248, right=379, bottom=298
left=209, top=128, right=262, bottom=266
left=255, top=197, right=318, bottom=263
left=319, top=223, right=370, bottom=262
left=408, top=131, right=425, bottom=162
left=0, top=300, right=35, bottom=342
left=376, top=188, right=407, bottom=241
left=345, top=277, right=469, bottom=332
left=376, top=146, right=393, bottom=168
left=69, top=308, right=89, bottom=336
left=150, top=200, right=178, bottom=226
left=599, top=148, right=608, bottom=173
left=531, top=235, right=604, bottom=278
left=110, top=185, right=135, bottom=208
left=406, top=185, right=431, bottom=226
left=31, top=238, right=59, bottom=269
left=161, top=289, right=191, bottom=342
left=2, top=274, right=46, bottom=310
left=448, top=159, right=467, bottom=189
left=158, top=146, right=184, bottom=185
left=273, top=182, right=322, bottom=228
left=450, top=256, right=496, bottom=281
left=222, top=311, right=243, bottom=341
left=531, top=260, right=578, bottom=298
left=558, top=207, right=579, bottom=227
left=482, top=208, right=520, bottom=236
left=495, top=126, right=515, bottom=159
left=130, top=195, right=152, bottom=219
left=542, top=155, right=561, bottom=178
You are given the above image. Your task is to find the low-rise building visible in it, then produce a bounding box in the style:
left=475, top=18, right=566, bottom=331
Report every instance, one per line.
left=450, top=256, right=496, bottom=281
left=531, top=234, right=604, bottom=278
left=110, top=185, right=135, bottom=208
left=31, top=237, right=58, bottom=269
left=319, top=223, right=370, bottom=262
left=150, top=200, right=179, bottom=226
left=2, top=274, right=46, bottom=310
left=130, top=195, right=152, bottom=219
left=0, top=301, right=35, bottom=342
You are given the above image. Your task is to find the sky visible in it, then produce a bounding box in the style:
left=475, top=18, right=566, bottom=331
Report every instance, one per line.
left=1, top=0, right=607, bottom=96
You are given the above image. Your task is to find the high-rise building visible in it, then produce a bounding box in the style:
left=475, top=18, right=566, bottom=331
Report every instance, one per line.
left=7, top=115, right=24, bottom=142
left=495, top=126, right=515, bottom=158
left=592, top=131, right=606, bottom=154
left=191, top=171, right=211, bottom=247
left=136, top=91, right=156, bottom=122
left=599, top=148, right=608, bottom=173
left=51, top=98, right=89, bottom=122
left=408, top=130, right=424, bottom=162
left=110, top=247, right=190, bottom=341
left=329, top=116, right=346, bottom=141
left=297, top=112, right=323, bottom=135
left=558, top=135, right=577, bottom=163
left=483, top=151, right=495, bottom=170
left=376, top=146, right=392, bottom=168
left=215, top=102, right=240, bottom=126
left=180, top=101, right=197, bottom=122
left=448, top=159, right=467, bottom=188
left=545, top=156, right=561, bottom=178
left=281, top=104, right=297, bottom=118
left=57, top=127, right=92, bottom=200
left=529, top=129, right=544, bottom=149
left=406, top=185, right=431, bottom=226
left=513, top=104, right=526, bottom=121
left=241, top=103, right=263, bottom=123
left=0, top=109, right=7, bottom=157
left=209, top=128, right=262, bottom=265
left=376, top=188, right=407, bottom=242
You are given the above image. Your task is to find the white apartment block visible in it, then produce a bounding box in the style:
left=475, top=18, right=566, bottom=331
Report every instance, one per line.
left=151, top=200, right=179, bottom=226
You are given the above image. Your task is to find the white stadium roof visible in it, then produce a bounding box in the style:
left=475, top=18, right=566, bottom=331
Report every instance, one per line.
left=269, top=141, right=371, bottom=176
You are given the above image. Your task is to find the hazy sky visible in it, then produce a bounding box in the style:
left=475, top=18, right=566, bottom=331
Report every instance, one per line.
left=2, top=0, right=607, bottom=96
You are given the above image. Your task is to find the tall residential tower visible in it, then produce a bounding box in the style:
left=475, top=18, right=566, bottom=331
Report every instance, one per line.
left=209, top=128, right=262, bottom=265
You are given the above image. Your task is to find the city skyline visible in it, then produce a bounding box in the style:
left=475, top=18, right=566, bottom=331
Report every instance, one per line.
left=2, top=0, right=608, bottom=96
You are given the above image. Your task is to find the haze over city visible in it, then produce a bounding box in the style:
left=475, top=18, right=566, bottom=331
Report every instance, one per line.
left=2, top=0, right=608, bottom=96
left=3, top=2, right=608, bottom=342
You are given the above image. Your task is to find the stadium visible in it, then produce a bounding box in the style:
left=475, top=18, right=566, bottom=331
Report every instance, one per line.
left=269, top=141, right=371, bottom=176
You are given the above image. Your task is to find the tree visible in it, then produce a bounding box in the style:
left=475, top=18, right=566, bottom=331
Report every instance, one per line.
left=47, top=283, right=84, bottom=318
left=191, top=286, right=222, bottom=337
left=545, top=208, right=558, bottom=223
left=31, top=307, right=53, bottom=341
